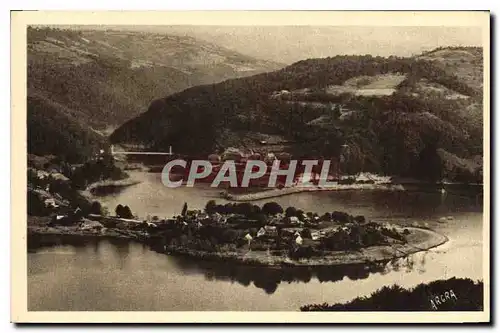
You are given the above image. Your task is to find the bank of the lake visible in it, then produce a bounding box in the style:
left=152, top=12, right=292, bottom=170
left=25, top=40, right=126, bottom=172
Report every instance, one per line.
left=28, top=213, right=447, bottom=268
left=225, top=183, right=405, bottom=202
left=93, top=171, right=482, bottom=219
left=28, top=170, right=482, bottom=310
left=85, top=177, right=142, bottom=196
left=28, top=208, right=482, bottom=311
left=164, top=227, right=448, bottom=267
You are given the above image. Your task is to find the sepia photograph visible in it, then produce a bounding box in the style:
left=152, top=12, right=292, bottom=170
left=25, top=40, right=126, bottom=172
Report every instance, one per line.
left=11, top=10, right=490, bottom=323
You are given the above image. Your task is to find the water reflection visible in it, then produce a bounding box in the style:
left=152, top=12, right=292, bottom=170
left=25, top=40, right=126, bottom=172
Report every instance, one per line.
left=166, top=255, right=420, bottom=294
left=96, top=171, right=483, bottom=219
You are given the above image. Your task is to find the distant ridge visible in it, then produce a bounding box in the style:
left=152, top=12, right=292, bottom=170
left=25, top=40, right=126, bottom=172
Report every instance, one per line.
left=27, top=27, right=283, bottom=161
left=111, top=46, right=483, bottom=182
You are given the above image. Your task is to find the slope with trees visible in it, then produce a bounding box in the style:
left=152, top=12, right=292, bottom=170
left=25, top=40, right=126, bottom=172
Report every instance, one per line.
left=111, top=47, right=484, bottom=182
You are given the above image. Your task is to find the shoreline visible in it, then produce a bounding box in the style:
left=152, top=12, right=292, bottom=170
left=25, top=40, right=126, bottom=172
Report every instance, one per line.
left=164, top=227, right=448, bottom=267
left=81, top=177, right=142, bottom=197
left=225, top=183, right=405, bottom=202
left=27, top=221, right=448, bottom=267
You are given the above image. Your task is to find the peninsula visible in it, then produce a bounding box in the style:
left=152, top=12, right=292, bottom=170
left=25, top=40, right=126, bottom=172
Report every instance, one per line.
left=28, top=199, right=448, bottom=267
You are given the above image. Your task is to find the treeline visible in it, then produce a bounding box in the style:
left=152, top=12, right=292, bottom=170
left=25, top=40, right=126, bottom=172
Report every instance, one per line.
left=69, top=155, right=128, bottom=189
left=300, top=278, right=483, bottom=311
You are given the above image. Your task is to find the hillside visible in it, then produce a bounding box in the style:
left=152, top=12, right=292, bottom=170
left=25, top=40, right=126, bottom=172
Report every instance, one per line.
left=27, top=27, right=282, bottom=161
left=111, top=47, right=484, bottom=182
left=28, top=93, right=106, bottom=163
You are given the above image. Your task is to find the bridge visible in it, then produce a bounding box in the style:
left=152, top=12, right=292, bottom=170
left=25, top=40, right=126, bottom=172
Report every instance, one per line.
left=110, top=145, right=174, bottom=156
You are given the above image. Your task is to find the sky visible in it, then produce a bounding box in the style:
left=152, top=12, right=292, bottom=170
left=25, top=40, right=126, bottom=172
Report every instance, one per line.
left=65, top=25, right=483, bottom=65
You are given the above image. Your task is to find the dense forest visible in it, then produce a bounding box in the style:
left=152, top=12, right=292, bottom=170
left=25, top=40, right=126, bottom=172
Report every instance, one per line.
left=112, top=47, right=483, bottom=182
left=27, top=94, right=105, bottom=163
left=300, top=277, right=483, bottom=311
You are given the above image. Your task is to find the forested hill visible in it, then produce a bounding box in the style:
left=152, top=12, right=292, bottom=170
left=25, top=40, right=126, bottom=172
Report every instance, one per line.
left=27, top=27, right=282, bottom=162
left=111, top=46, right=484, bottom=182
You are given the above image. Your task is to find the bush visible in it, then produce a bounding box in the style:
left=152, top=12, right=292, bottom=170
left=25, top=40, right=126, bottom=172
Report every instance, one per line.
left=320, top=212, right=332, bottom=221
left=262, top=202, right=284, bottom=215
left=339, top=177, right=356, bottom=185
left=27, top=191, right=50, bottom=216
left=285, top=206, right=298, bottom=217
left=354, top=215, right=366, bottom=224
left=289, top=246, right=319, bottom=259
left=331, top=211, right=352, bottom=224
left=115, top=204, right=124, bottom=217
left=90, top=201, right=103, bottom=215
left=205, top=200, right=217, bottom=214
left=235, top=202, right=255, bottom=216
left=115, top=204, right=134, bottom=219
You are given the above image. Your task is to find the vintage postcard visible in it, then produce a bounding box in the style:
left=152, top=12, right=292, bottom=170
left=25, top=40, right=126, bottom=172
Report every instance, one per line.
left=11, top=11, right=490, bottom=323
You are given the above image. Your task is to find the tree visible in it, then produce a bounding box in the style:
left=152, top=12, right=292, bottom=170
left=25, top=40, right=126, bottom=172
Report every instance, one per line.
left=90, top=201, right=103, bottom=215
left=354, top=215, right=366, bottom=224
left=285, top=206, right=298, bottom=217
left=235, top=202, right=254, bottom=216
left=301, top=228, right=312, bottom=239
left=181, top=202, right=188, bottom=217
left=262, top=202, right=284, bottom=215
left=27, top=191, right=49, bottom=216
left=121, top=205, right=133, bottom=219
left=115, top=204, right=124, bottom=217
left=205, top=200, right=217, bottom=214
left=115, top=204, right=133, bottom=219
left=416, top=141, right=443, bottom=182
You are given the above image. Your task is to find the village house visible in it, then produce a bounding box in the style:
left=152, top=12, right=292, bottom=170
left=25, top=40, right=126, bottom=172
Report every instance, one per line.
left=264, top=225, right=278, bottom=237
left=210, top=212, right=226, bottom=224
left=295, top=234, right=303, bottom=245
left=244, top=233, right=253, bottom=244
left=311, top=231, right=321, bottom=241
left=44, top=198, right=59, bottom=208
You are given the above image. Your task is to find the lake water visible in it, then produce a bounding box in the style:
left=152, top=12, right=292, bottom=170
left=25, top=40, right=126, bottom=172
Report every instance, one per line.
left=28, top=171, right=484, bottom=311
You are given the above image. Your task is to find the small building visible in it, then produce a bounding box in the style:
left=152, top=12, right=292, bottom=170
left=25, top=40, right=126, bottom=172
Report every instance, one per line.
left=210, top=212, right=223, bottom=223
left=145, top=222, right=158, bottom=228
left=44, top=198, right=58, bottom=208
left=264, top=153, right=276, bottom=164
left=288, top=216, right=300, bottom=224
left=257, top=227, right=266, bottom=238
left=311, top=231, right=321, bottom=241
left=79, top=219, right=104, bottom=231
left=197, top=213, right=210, bottom=220
left=244, top=233, right=253, bottom=241
left=50, top=214, right=69, bottom=226
left=295, top=235, right=303, bottom=245
left=264, top=225, right=278, bottom=237
left=51, top=173, right=70, bottom=182
left=36, top=170, right=50, bottom=179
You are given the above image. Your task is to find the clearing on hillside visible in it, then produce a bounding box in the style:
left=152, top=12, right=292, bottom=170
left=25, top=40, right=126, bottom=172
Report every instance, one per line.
left=325, top=73, right=407, bottom=97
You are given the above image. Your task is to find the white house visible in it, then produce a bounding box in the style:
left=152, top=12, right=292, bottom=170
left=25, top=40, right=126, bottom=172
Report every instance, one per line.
left=44, top=198, right=58, bottom=208
left=295, top=235, right=303, bottom=245
left=257, top=227, right=266, bottom=238
left=264, top=225, right=278, bottom=236
left=311, top=232, right=321, bottom=241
